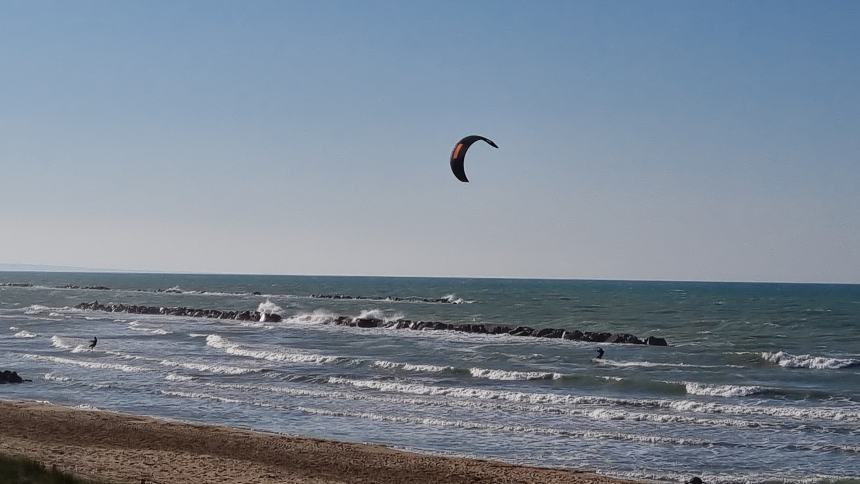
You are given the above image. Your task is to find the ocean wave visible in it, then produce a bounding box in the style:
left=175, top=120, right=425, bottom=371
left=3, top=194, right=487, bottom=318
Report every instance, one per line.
left=43, top=372, right=71, bottom=382
left=24, top=304, right=54, bottom=315
left=468, top=368, right=562, bottom=381
left=160, top=390, right=262, bottom=406
left=165, top=373, right=195, bottom=382
left=327, top=377, right=860, bottom=422
left=23, top=354, right=148, bottom=373
left=257, top=299, right=283, bottom=316
left=127, top=321, right=171, bottom=335
left=594, top=358, right=741, bottom=369
left=50, top=335, right=90, bottom=353
left=284, top=310, right=338, bottom=325
left=205, top=334, right=346, bottom=365
left=159, top=359, right=263, bottom=375
left=204, top=382, right=772, bottom=430
left=371, top=360, right=454, bottom=373
left=13, top=330, right=37, bottom=338
left=683, top=382, right=764, bottom=397
left=355, top=309, right=403, bottom=323
left=761, top=351, right=859, bottom=370
left=296, top=406, right=726, bottom=448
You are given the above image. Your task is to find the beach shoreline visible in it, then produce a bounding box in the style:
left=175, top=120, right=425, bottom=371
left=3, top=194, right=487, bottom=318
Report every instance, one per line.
left=0, top=399, right=637, bottom=484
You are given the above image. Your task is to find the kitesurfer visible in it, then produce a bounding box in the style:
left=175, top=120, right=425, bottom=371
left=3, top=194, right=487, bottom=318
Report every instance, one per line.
left=88, top=336, right=98, bottom=350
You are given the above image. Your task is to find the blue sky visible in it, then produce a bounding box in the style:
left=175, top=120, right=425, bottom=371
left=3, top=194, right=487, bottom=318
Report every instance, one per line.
left=1, top=1, right=858, bottom=282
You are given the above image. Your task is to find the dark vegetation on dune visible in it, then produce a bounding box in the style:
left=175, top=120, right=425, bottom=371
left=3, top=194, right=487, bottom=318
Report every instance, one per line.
left=0, top=454, right=103, bottom=484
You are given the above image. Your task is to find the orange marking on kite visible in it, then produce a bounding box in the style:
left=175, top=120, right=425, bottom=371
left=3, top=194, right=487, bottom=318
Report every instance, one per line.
left=452, top=143, right=463, bottom=159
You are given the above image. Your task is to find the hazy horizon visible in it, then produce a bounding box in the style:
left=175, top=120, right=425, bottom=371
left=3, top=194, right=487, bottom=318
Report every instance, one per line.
left=2, top=263, right=859, bottom=286
left=2, top=1, right=858, bottom=284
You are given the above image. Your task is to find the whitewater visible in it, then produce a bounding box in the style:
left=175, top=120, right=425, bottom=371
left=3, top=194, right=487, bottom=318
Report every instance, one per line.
left=1, top=273, right=859, bottom=483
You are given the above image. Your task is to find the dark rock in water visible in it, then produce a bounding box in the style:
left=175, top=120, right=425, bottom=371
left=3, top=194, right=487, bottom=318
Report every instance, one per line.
left=686, top=478, right=704, bottom=484
left=509, top=326, right=534, bottom=337
left=261, top=313, right=282, bottom=323
left=1, top=370, right=25, bottom=384
left=534, top=328, right=563, bottom=338
left=252, top=291, right=262, bottom=295
left=72, top=301, right=662, bottom=345
left=607, top=333, right=644, bottom=345
left=582, top=331, right=611, bottom=342
left=562, top=330, right=583, bottom=340
left=646, top=336, right=668, bottom=346
left=354, top=318, right=380, bottom=328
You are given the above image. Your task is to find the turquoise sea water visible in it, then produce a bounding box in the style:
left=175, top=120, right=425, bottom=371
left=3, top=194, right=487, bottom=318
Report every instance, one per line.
left=1, top=272, right=859, bottom=483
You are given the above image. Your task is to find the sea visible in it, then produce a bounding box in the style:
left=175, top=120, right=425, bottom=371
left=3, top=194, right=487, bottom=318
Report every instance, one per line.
left=1, top=272, right=858, bottom=483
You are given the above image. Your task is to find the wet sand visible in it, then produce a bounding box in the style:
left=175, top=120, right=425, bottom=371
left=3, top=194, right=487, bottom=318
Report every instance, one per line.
left=0, top=400, right=637, bottom=484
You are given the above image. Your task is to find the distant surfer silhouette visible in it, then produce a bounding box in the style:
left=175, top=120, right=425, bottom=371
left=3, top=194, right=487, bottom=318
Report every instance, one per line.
left=595, top=347, right=604, bottom=360
left=88, top=337, right=98, bottom=350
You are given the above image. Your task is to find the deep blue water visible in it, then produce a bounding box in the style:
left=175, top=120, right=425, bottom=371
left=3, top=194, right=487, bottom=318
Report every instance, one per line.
left=1, top=272, right=859, bottom=483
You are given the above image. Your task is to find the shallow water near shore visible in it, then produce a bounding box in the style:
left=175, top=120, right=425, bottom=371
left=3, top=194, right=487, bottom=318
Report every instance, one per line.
left=1, top=272, right=859, bottom=483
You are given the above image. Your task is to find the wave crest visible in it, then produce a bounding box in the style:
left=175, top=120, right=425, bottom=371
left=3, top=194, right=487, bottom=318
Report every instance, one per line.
left=761, top=351, right=858, bottom=370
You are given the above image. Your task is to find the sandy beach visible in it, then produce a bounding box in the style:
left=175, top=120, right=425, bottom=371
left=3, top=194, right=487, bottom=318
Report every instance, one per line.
left=0, top=400, right=635, bottom=484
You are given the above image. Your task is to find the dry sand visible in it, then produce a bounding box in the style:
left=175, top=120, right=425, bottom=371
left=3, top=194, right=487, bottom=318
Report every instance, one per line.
left=0, top=400, right=638, bottom=484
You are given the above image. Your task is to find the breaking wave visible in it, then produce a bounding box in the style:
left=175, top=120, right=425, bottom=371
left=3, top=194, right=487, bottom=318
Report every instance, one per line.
left=205, top=334, right=346, bottom=365
left=50, top=335, right=89, bottom=353
left=683, top=382, right=764, bottom=397
left=468, top=368, right=562, bottom=381
left=594, top=358, right=742, bottom=369
left=327, top=377, right=860, bottom=422
left=159, top=359, right=263, bottom=375
left=13, top=330, right=37, bottom=338
left=371, top=360, right=454, bottom=373
left=761, top=351, right=859, bottom=370
left=257, top=299, right=283, bottom=315
left=23, top=354, right=148, bottom=373
left=127, top=321, right=171, bottom=335
left=165, top=373, right=195, bottom=382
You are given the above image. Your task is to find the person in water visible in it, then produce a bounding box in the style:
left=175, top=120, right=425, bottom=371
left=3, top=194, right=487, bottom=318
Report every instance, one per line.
left=88, top=336, right=98, bottom=350
left=595, top=347, right=604, bottom=359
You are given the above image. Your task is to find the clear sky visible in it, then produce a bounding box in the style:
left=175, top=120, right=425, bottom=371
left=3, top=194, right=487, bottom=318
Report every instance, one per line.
left=1, top=1, right=858, bottom=283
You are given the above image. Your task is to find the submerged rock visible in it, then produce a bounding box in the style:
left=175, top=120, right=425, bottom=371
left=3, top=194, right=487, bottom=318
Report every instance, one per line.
left=0, top=370, right=27, bottom=384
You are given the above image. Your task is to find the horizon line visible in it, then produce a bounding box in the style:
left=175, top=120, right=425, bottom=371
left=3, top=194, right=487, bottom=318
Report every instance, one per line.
left=0, top=264, right=857, bottom=286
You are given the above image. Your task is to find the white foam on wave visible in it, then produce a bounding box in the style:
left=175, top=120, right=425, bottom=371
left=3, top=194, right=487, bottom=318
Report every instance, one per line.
left=159, top=359, right=262, bottom=375
left=51, top=335, right=89, bottom=353
left=127, top=321, right=171, bottom=335
left=297, top=406, right=714, bottom=448
left=327, top=377, right=860, bottom=422
left=284, top=310, right=338, bottom=325
left=257, top=299, right=283, bottom=315
left=24, top=304, right=53, bottom=315
left=684, top=382, right=763, bottom=397
left=44, top=372, right=71, bottom=382
left=355, top=309, right=403, bottom=323
left=594, top=358, right=739, bottom=369
left=23, top=354, right=147, bottom=373
left=205, top=334, right=345, bottom=365
left=468, top=368, right=562, bottom=381
left=165, top=373, right=195, bottom=382
left=206, top=381, right=763, bottom=430
left=761, top=351, right=858, bottom=370
left=372, top=360, right=454, bottom=373
left=9, top=326, right=18, bottom=331
left=14, top=330, right=37, bottom=338
left=160, top=390, right=258, bottom=406
left=442, top=294, right=465, bottom=304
